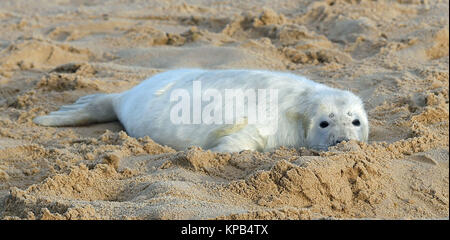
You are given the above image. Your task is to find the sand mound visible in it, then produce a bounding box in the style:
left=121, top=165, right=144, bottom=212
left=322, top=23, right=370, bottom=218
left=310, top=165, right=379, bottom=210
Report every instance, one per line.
left=0, top=0, right=448, bottom=219
left=0, top=39, right=94, bottom=71
left=2, top=139, right=448, bottom=219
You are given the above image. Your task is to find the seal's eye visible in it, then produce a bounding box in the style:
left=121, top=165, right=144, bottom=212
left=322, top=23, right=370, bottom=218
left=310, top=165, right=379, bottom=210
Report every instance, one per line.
left=319, top=121, right=329, bottom=128
left=352, top=119, right=360, bottom=126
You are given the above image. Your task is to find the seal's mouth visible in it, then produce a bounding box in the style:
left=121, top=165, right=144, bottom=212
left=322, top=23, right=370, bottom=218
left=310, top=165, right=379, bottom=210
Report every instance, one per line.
left=308, top=144, right=331, bottom=151
left=309, top=139, right=350, bottom=150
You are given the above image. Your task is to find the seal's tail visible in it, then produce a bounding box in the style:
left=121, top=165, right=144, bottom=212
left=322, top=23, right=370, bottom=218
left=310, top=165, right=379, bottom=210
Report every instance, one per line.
left=33, top=93, right=118, bottom=126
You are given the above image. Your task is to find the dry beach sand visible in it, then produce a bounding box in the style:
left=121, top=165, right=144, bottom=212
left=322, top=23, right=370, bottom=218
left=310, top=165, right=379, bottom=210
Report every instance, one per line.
left=0, top=0, right=448, bottom=219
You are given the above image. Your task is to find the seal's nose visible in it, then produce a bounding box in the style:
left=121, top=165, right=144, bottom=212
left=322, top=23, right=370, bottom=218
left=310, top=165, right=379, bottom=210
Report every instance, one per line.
left=335, top=137, right=349, bottom=145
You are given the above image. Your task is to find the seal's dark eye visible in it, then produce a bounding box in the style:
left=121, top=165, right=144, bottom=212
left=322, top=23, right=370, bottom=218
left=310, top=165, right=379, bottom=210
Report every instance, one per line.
left=319, top=121, right=329, bottom=128
left=352, top=119, right=361, bottom=126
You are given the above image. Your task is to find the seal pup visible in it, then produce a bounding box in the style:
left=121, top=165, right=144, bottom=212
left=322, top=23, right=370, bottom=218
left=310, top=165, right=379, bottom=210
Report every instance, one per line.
left=33, top=69, right=369, bottom=152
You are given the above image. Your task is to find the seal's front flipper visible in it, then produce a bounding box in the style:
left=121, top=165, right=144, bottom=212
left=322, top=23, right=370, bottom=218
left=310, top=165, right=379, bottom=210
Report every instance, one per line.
left=208, top=128, right=267, bottom=153
left=33, top=93, right=118, bottom=126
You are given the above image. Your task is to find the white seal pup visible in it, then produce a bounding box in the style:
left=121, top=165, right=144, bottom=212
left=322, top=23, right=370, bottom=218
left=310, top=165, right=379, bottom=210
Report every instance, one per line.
left=33, top=69, right=369, bottom=152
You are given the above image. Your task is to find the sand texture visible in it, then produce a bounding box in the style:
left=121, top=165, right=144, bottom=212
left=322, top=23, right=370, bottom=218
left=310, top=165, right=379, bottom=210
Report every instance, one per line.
left=0, top=0, right=448, bottom=220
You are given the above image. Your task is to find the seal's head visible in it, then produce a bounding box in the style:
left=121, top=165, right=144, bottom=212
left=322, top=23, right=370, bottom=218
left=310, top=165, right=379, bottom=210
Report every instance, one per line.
left=304, top=90, right=369, bottom=150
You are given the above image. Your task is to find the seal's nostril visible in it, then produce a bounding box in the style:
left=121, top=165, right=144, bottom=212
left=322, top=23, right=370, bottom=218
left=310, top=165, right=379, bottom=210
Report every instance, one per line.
left=335, top=138, right=349, bottom=145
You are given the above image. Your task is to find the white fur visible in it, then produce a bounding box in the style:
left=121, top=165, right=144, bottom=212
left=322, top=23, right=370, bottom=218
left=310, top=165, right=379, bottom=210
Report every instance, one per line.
left=34, top=69, right=369, bottom=152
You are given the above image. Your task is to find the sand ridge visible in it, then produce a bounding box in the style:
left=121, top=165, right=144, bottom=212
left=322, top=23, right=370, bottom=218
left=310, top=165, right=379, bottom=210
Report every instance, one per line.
left=0, top=0, right=448, bottom=219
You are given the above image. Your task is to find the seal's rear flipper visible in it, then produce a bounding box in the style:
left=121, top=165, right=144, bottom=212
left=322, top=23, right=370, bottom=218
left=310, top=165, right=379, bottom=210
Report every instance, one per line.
left=33, top=93, right=118, bottom=126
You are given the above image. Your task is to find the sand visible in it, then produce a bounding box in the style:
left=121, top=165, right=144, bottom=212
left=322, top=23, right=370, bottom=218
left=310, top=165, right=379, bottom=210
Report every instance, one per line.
left=0, top=0, right=448, bottom=220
